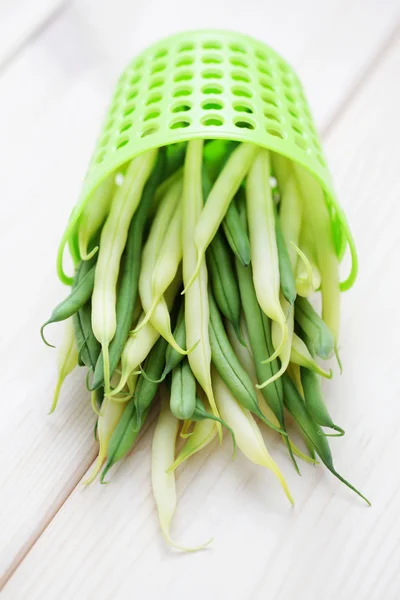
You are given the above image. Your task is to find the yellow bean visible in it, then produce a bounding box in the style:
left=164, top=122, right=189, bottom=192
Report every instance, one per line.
left=182, top=140, right=221, bottom=433
left=91, top=149, right=157, bottom=393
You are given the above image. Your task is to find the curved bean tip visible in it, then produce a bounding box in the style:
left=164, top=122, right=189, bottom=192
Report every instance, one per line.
left=258, top=412, right=287, bottom=436
left=40, top=322, right=56, bottom=348
left=90, top=391, right=102, bottom=416
left=181, top=251, right=204, bottom=295
left=260, top=321, right=287, bottom=365
left=100, top=464, right=111, bottom=484
left=334, top=345, right=343, bottom=374
left=81, top=245, right=99, bottom=261
left=140, top=367, right=166, bottom=384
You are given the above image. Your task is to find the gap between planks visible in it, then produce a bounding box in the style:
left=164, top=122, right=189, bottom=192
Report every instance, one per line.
left=0, top=0, right=70, bottom=75
left=1, top=13, right=400, bottom=593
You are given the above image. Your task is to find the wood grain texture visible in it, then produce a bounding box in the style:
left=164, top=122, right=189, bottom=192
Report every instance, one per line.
left=0, top=0, right=68, bottom=70
left=1, top=0, right=400, bottom=597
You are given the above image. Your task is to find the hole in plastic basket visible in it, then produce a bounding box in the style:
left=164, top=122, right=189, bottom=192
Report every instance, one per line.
left=146, top=93, right=162, bottom=105
left=294, top=135, right=308, bottom=150
left=278, top=60, right=291, bottom=74
left=202, top=53, right=222, bottom=64
left=149, top=78, right=164, bottom=89
left=130, top=74, right=141, bottom=85
left=144, top=110, right=160, bottom=121
left=260, top=78, right=274, bottom=92
left=202, top=115, right=224, bottom=126
left=266, top=127, right=285, bottom=139
left=234, top=118, right=255, bottom=130
left=255, top=49, right=268, bottom=62
left=116, top=138, right=129, bottom=150
left=202, top=69, right=223, bottom=79
left=114, top=86, right=123, bottom=100
left=202, top=99, right=223, bottom=110
left=133, top=58, right=144, bottom=70
left=170, top=118, right=191, bottom=129
left=230, top=57, right=248, bottom=68
left=202, top=40, right=222, bottom=50
left=176, top=56, right=194, bottom=67
left=174, top=71, right=193, bottom=82
left=104, top=119, right=114, bottom=132
left=258, top=63, right=272, bottom=77
left=292, top=124, right=303, bottom=135
left=99, top=135, right=109, bottom=148
left=282, top=75, right=294, bottom=89
left=233, top=102, right=253, bottom=114
left=178, top=42, right=194, bottom=52
left=202, top=84, right=223, bottom=95
left=127, top=88, right=139, bottom=100
left=229, top=43, right=246, bottom=54
left=311, top=133, right=321, bottom=150
left=154, top=48, right=168, bottom=59
left=123, top=103, right=135, bottom=117
left=120, top=120, right=132, bottom=133
left=141, top=125, right=159, bottom=137
left=264, top=111, right=281, bottom=122
left=262, top=93, right=279, bottom=107
left=96, top=152, right=105, bottom=164
left=232, top=86, right=252, bottom=98
left=289, top=107, right=299, bottom=119
left=151, top=62, right=166, bottom=75
left=172, top=102, right=192, bottom=113
left=232, top=70, right=250, bottom=83
left=285, top=92, right=296, bottom=104
left=173, top=86, right=192, bottom=97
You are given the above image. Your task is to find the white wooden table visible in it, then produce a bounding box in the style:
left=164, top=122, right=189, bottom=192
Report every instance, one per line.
left=1, top=1, right=400, bottom=598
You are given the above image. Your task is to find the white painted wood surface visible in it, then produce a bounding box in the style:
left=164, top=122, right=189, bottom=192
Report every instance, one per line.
left=1, top=0, right=400, bottom=597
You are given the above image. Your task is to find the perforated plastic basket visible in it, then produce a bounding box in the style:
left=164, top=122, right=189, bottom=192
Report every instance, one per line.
left=60, top=30, right=356, bottom=285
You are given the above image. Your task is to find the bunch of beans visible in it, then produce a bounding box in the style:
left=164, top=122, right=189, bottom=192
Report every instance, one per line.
left=42, top=139, right=369, bottom=549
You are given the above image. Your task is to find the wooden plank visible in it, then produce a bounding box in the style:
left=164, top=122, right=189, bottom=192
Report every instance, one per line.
left=0, top=0, right=68, bottom=70
left=0, top=0, right=399, bottom=592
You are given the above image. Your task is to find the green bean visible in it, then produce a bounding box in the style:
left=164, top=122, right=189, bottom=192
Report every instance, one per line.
left=170, top=359, right=196, bottom=420
left=236, top=260, right=284, bottom=425
left=164, top=142, right=187, bottom=178
left=209, top=292, right=285, bottom=435
left=100, top=398, right=150, bottom=483
left=283, top=374, right=370, bottom=504
left=41, top=266, right=95, bottom=347
left=207, top=232, right=244, bottom=344
left=222, top=190, right=251, bottom=266
left=203, top=139, right=238, bottom=181
left=275, top=211, right=296, bottom=306
left=236, top=259, right=299, bottom=473
left=91, top=149, right=166, bottom=391
left=295, top=296, right=335, bottom=360
left=76, top=300, right=101, bottom=373
left=301, top=367, right=344, bottom=436
left=191, top=395, right=236, bottom=453
left=142, top=302, right=186, bottom=384
left=133, top=336, right=168, bottom=431
left=70, top=258, right=100, bottom=371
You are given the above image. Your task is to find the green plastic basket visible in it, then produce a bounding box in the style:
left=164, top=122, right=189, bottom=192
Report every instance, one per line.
left=58, top=30, right=356, bottom=288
